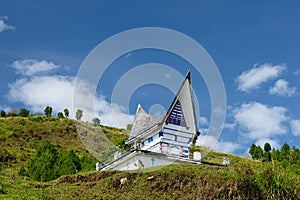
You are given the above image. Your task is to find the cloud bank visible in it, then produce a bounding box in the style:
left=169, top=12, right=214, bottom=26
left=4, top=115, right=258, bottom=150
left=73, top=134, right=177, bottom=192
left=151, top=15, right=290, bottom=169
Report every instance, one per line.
left=0, top=16, right=15, bottom=32
left=269, top=79, right=296, bottom=97
left=237, top=63, right=286, bottom=92
left=233, top=102, right=288, bottom=140
left=7, top=59, right=133, bottom=128
left=10, top=59, right=60, bottom=76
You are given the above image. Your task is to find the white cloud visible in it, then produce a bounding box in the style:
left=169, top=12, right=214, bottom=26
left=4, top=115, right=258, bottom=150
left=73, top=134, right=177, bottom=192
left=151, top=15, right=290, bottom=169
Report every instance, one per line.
left=0, top=16, right=15, bottom=32
left=197, top=135, right=217, bottom=148
left=196, top=134, right=240, bottom=154
left=269, top=79, right=296, bottom=97
left=237, top=63, right=286, bottom=92
left=10, top=59, right=60, bottom=76
left=7, top=75, right=133, bottom=128
left=215, top=141, right=240, bottom=154
left=223, top=123, right=236, bottom=131
left=199, top=116, right=209, bottom=126
left=233, top=102, right=288, bottom=140
left=291, top=120, right=300, bottom=136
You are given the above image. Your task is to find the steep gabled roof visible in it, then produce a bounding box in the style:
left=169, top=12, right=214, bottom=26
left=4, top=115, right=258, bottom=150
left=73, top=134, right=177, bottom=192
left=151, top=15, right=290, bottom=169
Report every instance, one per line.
left=126, top=71, right=198, bottom=144
left=164, top=71, right=197, bottom=132
left=129, top=104, right=165, bottom=139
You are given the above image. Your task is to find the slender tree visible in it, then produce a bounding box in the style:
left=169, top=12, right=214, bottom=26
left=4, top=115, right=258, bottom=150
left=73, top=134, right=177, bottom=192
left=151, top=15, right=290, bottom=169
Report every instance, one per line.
left=44, top=106, right=53, bottom=117
left=63, top=108, right=69, bottom=118
left=0, top=110, right=6, bottom=117
left=249, top=144, right=257, bottom=157
left=75, top=109, right=83, bottom=121
left=126, top=124, right=133, bottom=131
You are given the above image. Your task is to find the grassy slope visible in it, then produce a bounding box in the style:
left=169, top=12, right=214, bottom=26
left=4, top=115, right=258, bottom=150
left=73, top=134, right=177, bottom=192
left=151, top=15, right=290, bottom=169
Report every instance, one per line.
left=0, top=117, right=300, bottom=199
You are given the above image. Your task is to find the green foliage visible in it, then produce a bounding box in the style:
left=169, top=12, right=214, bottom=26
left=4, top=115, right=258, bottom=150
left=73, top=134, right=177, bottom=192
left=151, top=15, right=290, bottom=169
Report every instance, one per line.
left=0, top=181, right=6, bottom=194
left=0, top=110, right=6, bottom=117
left=250, top=142, right=300, bottom=166
left=290, top=146, right=300, bottom=165
left=116, top=138, right=131, bottom=150
left=271, top=148, right=280, bottom=161
left=44, top=106, right=52, bottom=117
left=80, top=155, right=96, bottom=172
left=76, top=109, right=83, bottom=121
left=57, top=112, right=64, bottom=118
left=54, top=150, right=81, bottom=176
left=253, top=145, right=263, bottom=160
left=263, top=142, right=271, bottom=152
left=26, top=141, right=59, bottom=181
left=92, top=117, right=101, bottom=126
left=126, top=124, right=133, bottom=131
left=19, top=108, right=30, bottom=117
left=249, top=144, right=256, bottom=156
left=23, top=141, right=93, bottom=182
left=63, top=108, right=69, bottom=118
left=280, top=143, right=290, bottom=161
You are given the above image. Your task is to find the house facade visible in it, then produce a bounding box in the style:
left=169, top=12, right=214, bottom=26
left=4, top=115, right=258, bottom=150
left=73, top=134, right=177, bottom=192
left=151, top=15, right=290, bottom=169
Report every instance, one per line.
left=101, top=71, right=200, bottom=171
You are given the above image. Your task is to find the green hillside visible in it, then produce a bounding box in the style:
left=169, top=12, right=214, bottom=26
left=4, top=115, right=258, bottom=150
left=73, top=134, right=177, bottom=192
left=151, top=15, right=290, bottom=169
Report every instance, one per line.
left=0, top=116, right=300, bottom=199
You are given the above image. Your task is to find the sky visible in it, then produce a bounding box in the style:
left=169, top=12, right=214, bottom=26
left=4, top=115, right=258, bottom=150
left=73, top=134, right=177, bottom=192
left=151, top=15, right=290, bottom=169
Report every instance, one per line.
left=1, top=1, right=300, bottom=156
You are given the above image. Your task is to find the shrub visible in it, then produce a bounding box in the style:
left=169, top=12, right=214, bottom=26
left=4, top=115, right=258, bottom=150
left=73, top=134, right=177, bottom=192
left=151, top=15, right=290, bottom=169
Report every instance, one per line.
left=22, top=141, right=87, bottom=182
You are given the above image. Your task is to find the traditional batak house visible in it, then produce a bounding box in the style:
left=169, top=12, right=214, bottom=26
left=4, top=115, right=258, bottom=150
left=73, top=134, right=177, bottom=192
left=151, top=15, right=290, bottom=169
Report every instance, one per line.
left=101, top=71, right=200, bottom=171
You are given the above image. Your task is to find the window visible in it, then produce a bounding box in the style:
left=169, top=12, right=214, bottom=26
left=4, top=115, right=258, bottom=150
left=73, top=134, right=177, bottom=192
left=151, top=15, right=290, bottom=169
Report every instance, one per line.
left=141, top=141, right=144, bottom=147
left=148, top=137, right=153, bottom=143
left=166, top=101, right=186, bottom=126
left=159, top=132, right=164, bottom=137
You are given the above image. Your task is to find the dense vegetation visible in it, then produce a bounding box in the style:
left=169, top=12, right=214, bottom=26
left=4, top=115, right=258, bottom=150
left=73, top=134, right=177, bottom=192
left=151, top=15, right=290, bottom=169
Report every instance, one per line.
left=19, top=140, right=94, bottom=182
left=0, top=107, right=299, bottom=199
left=249, top=142, right=300, bottom=166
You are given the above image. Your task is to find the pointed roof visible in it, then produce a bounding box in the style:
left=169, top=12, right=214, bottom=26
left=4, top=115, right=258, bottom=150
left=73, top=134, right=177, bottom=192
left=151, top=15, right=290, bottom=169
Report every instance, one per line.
left=127, top=71, right=198, bottom=144
left=129, top=104, right=165, bottom=139
left=164, top=71, right=197, bottom=132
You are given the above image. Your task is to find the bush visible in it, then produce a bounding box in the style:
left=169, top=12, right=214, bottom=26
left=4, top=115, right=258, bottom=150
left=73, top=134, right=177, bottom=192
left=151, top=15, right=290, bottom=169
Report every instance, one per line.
left=26, top=141, right=59, bottom=182
left=22, top=141, right=91, bottom=182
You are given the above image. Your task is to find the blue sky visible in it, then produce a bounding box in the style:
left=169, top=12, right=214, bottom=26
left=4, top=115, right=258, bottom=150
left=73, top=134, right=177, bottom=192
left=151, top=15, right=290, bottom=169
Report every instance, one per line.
left=1, top=1, right=300, bottom=155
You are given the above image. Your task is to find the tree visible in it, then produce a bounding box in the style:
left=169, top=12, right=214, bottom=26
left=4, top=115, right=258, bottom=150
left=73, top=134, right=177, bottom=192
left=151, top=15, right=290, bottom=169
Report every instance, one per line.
left=92, top=117, right=101, bottom=126
left=271, top=148, right=280, bottom=161
left=44, top=106, right=52, bottom=117
left=26, top=141, right=59, bottom=182
left=24, top=141, right=84, bottom=182
left=289, top=146, right=300, bottom=165
left=264, top=142, right=271, bottom=152
left=75, top=109, right=83, bottom=121
left=249, top=144, right=257, bottom=157
left=126, top=124, right=133, bottom=131
left=192, top=131, right=201, bottom=146
left=57, top=112, right=64, bottom=118
left=280, top=143, right=290, bottom=161
left=54, top=150, right=81, bottom=176
left=19, top=108, right=30, bottom=117
left=63, top=108, right=69, bottom=118
left=0, top=110, right=6, bottom=117
left=253, top=145, right=263, bottom=160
